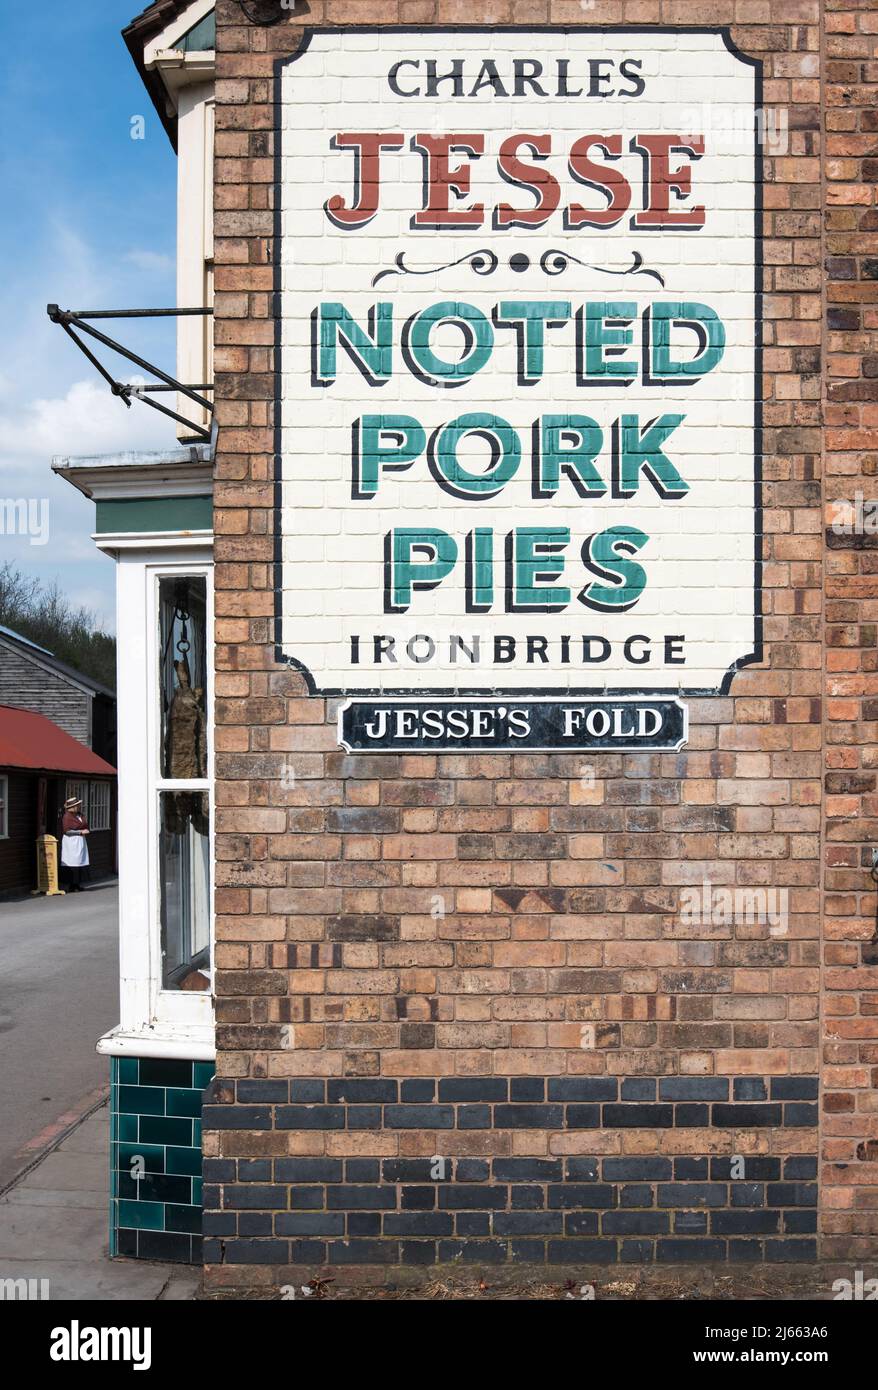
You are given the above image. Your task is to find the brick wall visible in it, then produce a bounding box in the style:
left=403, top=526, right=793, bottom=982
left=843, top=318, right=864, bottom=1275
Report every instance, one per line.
left=205, top=0, right=876, bottom=1287
left=822, top=0, right=878, bottom=1265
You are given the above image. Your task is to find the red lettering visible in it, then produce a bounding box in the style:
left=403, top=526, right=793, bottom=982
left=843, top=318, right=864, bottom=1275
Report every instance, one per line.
left=324, top=132, right=405, bottom=230
left=495, top=134, right=560, bottom=229
left=566, top=134, right=632, bottom=230
left=630, top=134, right=705, bottom=229
left=411, top=133, right=485, bottom=229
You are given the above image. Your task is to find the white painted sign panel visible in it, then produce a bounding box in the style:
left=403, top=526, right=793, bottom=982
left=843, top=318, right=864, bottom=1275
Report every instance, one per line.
left=276, top=27, right=761, bottom=700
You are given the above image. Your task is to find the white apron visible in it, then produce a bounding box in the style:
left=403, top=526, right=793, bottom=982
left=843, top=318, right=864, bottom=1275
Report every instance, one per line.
left=61, top=832, right=89, bottom=868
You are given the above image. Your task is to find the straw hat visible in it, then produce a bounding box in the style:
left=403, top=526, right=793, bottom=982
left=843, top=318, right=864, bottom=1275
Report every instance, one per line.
left=63, top=796, right=83, bottom=811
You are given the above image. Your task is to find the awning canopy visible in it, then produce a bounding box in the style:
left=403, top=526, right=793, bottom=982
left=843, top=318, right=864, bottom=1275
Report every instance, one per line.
left=0, top=706, right=116, bottom=776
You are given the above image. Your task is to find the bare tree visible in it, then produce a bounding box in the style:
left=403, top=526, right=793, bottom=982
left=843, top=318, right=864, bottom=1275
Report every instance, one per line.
left=0, top=562, right=116, bottom=689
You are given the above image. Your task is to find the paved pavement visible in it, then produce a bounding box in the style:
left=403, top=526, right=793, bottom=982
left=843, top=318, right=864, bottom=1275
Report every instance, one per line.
left=0, top=880, right=119, bottom=1187
left=0, top=880, right=198, bottom=1298
left=0, top=1104, right=199, bottom=1300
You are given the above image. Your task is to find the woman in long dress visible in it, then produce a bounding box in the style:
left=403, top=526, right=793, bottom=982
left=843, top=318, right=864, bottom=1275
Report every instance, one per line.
left=60, top=795, right=90, bottom=892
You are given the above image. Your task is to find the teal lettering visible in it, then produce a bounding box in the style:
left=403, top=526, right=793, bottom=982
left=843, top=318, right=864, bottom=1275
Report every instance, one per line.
left=316, top=302, right=392, bottom=382
left=387, top=528, right=458, bottom=610
left=579, top=526, right=649, bottom=612
left=648, top=302, right=725, bottom=381
left=612, top=413, right=688, bottom=498
left=429, top=413, right=521, bottom=497
left=403, top=301, right=493, bottom=384
left=353, top=415, right=426, bottom=497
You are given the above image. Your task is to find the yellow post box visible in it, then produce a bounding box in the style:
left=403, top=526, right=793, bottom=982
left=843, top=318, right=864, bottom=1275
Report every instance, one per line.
left=34, top=834, right=65, bottom=896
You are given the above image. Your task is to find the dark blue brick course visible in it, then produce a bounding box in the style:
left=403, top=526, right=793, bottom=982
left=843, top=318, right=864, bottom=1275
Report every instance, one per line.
left=438, top=1078, right=508, bottom=1102
left=784, top=1103, right=819, bottom=1127
left=660, top=1078, right=728, bottom=1101
left=495, top=1158, right=562, bottom=1181
left=327, top=1080, right=397, bottom=1103
left=733, top=1078, right=768, bottom=1101
left=201, top=1072, right=820, bottom=1269
left=712, top=1103, right=783, bottom=1127
left=400, top=1080, right=435, bottom=1102
left=621, top=1079, right=656, bottom=1100
left=510, top=1078, right=545, bottom=1101
left=276, top=1105, right=345, bottom=1130
left=289, top=1080, right=325, bottom=1102
left=604, top=1157, right=673, bottom=1181
left=495, top=1104, right=564, bottom=1128
left=603, top=1103, right=674, bottom=1128
left=548, top=1078, right=617, bottom=1101
left=385, top=1105, right=454, bottom=1129
left=770, top=1077, right=819, bottom=1100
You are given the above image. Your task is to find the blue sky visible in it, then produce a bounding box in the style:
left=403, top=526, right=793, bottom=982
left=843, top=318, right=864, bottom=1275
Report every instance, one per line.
left=0, top=1, right=184, bottom=631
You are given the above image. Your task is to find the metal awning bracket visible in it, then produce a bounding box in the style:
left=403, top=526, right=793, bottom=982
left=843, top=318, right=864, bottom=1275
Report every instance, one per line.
left=47, top=304, right=214, bottom=443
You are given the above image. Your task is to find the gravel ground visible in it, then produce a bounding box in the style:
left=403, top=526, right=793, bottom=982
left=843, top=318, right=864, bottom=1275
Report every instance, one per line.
left=202, top=1263, right=853, bottom=1301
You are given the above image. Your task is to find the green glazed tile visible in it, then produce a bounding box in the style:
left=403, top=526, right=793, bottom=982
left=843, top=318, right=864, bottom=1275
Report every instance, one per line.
left=165, top=1146, right=201, bottom=1177
left=140, top=1116, right=193, bottom=1147
left=117, top=1114, right=138, bottom=1142
left=118, top=1199, right=164, bottom=1232
left=165, top=1203, right=201, bottom=1234
left=118, top=1085, right=165, bottom=1116
left=166, top=1088, right=202, bottom=1119
left=117, top=1142, right=165, bottom=1175
left=139, top=1058, right=194, bottom=1089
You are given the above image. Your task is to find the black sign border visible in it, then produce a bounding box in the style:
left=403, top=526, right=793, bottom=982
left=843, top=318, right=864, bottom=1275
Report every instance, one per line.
left=271, top=26, right=763, bottom=700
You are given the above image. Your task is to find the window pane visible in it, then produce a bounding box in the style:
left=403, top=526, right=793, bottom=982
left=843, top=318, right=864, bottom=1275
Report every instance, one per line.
left=159, top=576, right=208, bottom=781
left=159, top=790, right=210, bottom=991
left=66, top=778, right=88, bottom=807
left=89, top=781, right=111, bottom=832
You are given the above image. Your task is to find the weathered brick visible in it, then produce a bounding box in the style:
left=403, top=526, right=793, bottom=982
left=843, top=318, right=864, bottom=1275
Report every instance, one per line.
left=202, top=0, right=841, bottom=1288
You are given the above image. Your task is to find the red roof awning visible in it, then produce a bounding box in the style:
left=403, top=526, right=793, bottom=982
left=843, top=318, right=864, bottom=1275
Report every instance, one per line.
left=0, top=706, right=116, bottom=776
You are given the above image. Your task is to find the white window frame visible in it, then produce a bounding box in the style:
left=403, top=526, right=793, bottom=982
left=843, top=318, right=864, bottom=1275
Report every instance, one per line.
left=148, top=562, right=214, bottom=1027
left=88, top=781, right=111, bottom=833
left=176, top=84, right=214, bottom=435
left=114, top=546, right=214, bottom=1042
left=0, top=774, right=8, bottom=839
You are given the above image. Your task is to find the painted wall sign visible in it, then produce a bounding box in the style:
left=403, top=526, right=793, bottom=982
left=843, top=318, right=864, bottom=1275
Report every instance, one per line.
left=276, top=26, right=761, bottom=748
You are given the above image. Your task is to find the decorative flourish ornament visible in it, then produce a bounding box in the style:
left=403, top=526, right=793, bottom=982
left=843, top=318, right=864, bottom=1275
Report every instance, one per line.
left=372, top=249, right=499, bottom=287
left=540, top=249, right=665, bottom=286
left=371, top=247, right=664, bottom=288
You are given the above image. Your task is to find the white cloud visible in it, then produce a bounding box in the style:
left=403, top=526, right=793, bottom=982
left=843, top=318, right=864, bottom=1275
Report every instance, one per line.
left=0, top=216, right=182, bottom=622
left=0, top=377, right=175, bottom=463
left=125, top=249, right=175, bottom=275
left=0, top=377, right=178, bottom=590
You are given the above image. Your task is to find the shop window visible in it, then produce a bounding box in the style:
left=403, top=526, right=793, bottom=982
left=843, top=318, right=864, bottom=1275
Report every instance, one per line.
left=0, top=775, right=8, bottom=838
left=160, top=576, right=208, bottom=781
left=159, top=791, right=210, bottom=988
left=157, top=575, right=211, bottom=993
left=89, top=781, right=111, bottom=832
left=66, top=778, right=89, bottom=810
